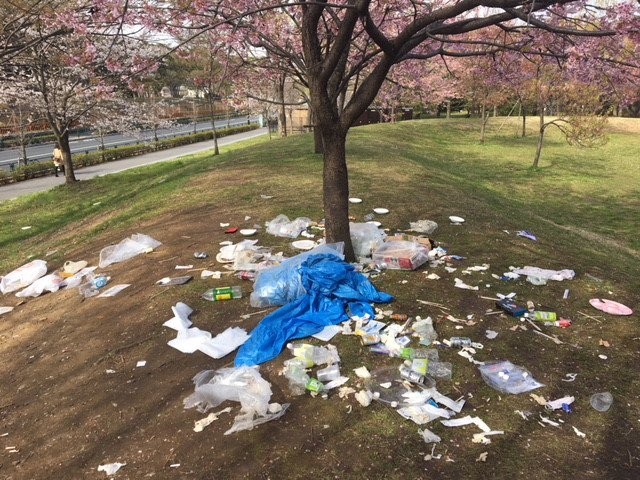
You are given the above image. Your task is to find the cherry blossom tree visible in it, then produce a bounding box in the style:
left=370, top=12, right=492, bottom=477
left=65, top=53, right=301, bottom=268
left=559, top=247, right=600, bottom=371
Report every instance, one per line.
left=74, top=0, right=638, bottom=259
left=0, top=4, right=159, bottom=183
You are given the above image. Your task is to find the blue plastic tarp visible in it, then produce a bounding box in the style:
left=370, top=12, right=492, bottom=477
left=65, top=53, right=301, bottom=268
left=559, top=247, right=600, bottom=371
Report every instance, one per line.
left=235, top=254, right=394, bottom=366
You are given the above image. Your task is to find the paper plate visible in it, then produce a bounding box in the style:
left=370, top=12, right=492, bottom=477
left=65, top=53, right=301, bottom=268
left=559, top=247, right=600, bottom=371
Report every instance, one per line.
left=349, top=197, right=363, bottom=204
left=373, top=208, right=389, bottom=214
left=240, top=229, right=257, bottom=236
left=589, top=299, right=633, bottom=316
left=449, top=215, right=465, bottom=224
left=366, top=221, right=382, bottom=227
left=291, top=240, right=316, bottom=250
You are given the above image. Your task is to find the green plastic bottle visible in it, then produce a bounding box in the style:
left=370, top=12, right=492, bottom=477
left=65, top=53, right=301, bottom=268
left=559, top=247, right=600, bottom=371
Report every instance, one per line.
left=202, top=286, right=242, bottom=301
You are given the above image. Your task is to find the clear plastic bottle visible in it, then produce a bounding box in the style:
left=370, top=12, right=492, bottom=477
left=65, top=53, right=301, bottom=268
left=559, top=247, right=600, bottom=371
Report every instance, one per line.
left=287, top=343, right=340, bottom=367
left=202, top=286, right=242, bottom=301
left=449, top=337, right=472, bottom=348
left=525, top=311, right=557, bottom=321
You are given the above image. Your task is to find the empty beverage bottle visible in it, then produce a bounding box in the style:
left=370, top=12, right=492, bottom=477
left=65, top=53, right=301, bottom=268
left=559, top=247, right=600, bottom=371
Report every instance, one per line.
left=202, top=286, right=242, bottom=301
left=287, top=343, right=340, bottom=367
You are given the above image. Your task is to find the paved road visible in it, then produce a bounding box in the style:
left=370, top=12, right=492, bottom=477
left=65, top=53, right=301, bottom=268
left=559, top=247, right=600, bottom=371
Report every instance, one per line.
left=0, top=127, right=268, bottom=202
left=0, top=115, right=257, bottom=169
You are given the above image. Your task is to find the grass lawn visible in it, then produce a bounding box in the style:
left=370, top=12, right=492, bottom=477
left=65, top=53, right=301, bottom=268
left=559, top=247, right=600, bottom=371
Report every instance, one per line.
left=0, top=117, right=638, bottom=479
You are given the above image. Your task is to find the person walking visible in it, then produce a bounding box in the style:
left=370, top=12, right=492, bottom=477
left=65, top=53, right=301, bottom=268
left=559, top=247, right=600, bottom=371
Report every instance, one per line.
left=52, top=145, right=64, bottom=177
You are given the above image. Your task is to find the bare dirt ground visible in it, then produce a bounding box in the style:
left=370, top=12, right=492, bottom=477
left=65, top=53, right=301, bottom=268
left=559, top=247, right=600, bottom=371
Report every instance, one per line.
left=1, top=202, right=639, bottom=480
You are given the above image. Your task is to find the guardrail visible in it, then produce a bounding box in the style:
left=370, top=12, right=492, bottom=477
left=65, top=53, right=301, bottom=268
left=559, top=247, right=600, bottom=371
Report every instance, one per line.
left=0, top=116, right=256, bottom=171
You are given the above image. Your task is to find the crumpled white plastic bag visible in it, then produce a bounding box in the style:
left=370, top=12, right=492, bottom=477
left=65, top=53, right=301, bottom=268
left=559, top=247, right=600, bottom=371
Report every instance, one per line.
left=1, top=260, right=47, bottom=294
left=16, top=272, right=64, bottom=298
left=99, top=234, right=161, bottom=268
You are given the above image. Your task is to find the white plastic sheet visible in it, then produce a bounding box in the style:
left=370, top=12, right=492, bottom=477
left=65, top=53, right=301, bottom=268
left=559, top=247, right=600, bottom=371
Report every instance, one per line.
left=15, top=272, right=64, bottom=297
left=1, top=260, right=47, bottom=294
left=98, top=234, right=161, bottom=268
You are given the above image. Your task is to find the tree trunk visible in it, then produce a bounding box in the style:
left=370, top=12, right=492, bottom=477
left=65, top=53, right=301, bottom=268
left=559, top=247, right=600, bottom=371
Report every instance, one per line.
left=277, top=78, right=287, bottom=137
left=322, top=128, right=355, bottom=261
left=212, top=118, right=219, bottom=155
left=20, top=142, right=28, bottom=167
left=99, top=128, right=105, bottom=162
left=59, top=130, right=76, bottom=183
left=310, top=107, right=323, bottom=154
left=480, top=103, right=487, bottom=144
left=446, top=100, right=451, bottom=119
left=493, top=105, right=497, bottom=117
left=533, top=108, right=545, bottom=168
left=521, top=106, right=526, bottom=138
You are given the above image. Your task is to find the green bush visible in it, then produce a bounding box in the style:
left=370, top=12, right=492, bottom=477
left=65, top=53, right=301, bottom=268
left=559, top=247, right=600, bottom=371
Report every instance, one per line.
left=1, top=124, right=259, bottom=185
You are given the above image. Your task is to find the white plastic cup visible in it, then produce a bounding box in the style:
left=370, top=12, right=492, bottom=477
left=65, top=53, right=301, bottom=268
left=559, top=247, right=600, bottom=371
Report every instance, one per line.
left=590, top=392, right=613, bottom=412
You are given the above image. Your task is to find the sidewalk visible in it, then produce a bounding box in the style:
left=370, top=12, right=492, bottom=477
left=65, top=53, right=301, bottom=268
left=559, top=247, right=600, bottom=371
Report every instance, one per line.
left=0, top=128, right=268, bottom=202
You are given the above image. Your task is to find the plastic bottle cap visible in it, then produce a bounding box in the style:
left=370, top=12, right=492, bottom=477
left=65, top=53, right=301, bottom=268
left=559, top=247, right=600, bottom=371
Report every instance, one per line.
left=373, top=392, right=380, bottom=399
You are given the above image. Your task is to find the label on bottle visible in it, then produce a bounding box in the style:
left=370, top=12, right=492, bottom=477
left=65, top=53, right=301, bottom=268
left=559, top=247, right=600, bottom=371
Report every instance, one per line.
left=214, top=293, right=232, bottom=301
left=306, top=378, right=324, bottom=392
left=411, top=358, right=429, bottom=376
left=532, top=311, right=557, bottom=321
left=400, top=348, right=414, bottom=359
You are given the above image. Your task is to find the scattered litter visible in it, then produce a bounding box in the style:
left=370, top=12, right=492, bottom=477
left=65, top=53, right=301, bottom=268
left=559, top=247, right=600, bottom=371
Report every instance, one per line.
left=21, top=225, right=32, bottom=230
left=572, top=426, right=586, bottom=438
left=97, top=284, right=130, bottom=298
left=444, top=266, right=457, bottom=273
left=175, top=264, right=193, bottom=270
left=563, top=289, right=570, bottom=299
left=196, top=327, right=250, bottom=359
left=515, top=410, right=529, bottom=420
left=170, top=464, right=180, bottom=468
left=0, top=306, right=15, bottom=315
left=97, top=462, right=126, bottom=475
left=409, top=220, right=438, bottom=235
left=532, top=330, right=564, bottom=345
left=201, top=270, right=222, bottom=279
left=106, top=369, right=116, bottom=374
left=266, top=215, right=312, bottom=238
left=355, top=390, right=374, bottom=407
left=599, top=339, right=611, bottom=348
left=157, top=276, right=192, bottom=286
left=99, top=234, right=160, bottom=268
left=373, top=241, right=430, bottom=270
left=589, top=299, right=633, bottom=316
left=164, top=302, right=193, bottom=330
left=539, top=415, right=561, bottom=427
left=454, top=278, right=478, bottom=291
left=561, top=373, right=577, bottom=382
left=485, top=330, right=498, bottom=340
left=349, top=197, right=362, bottom=204
left=512, top=266, right=575, bottom=281
left=312, top=325, right=343, bottom=342
left=0, top=259, right=48, bottom=294
left=193, top=407, right=233, bottom=432
left=240, top=229, right=257, bottom=236
left=136, top=360, right=146, bottom=368
left=338, top=386, right=356, bottom=399
left=425, top=273, right=440, bottom=280
left=590, top=392, right=613, bottom=412
left=373, top=207, right=389, bottom=214
left=194, top=252, right=208, bottom=259
left=184, top=367, right=290, bottom=435
left=354, top=366, right=371, bottom=379
left=476, top=452, right=488, bottom=462
left=220, top=223, right=230, bottom=227
left=291, top=240, right=317, bottom=250
left=225, top=227, right=239, bottom=234
left=598, top=354, right=608, bottom=360
left=419, top=428, right=441, bottom=443
left=530, top=393, right=547, bottom=406
left=424, top=444, right=442, bottom=461
left=479, top=361, right=544, bottom=394
left=516, top=230, right=537, bottom=241
left=449, top=216, right=465, bottom=224
left=546, top=396, right=575, bottom=410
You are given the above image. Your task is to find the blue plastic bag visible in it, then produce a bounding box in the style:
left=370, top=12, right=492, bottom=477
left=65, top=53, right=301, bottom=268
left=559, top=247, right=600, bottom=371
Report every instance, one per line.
left=235, top=254, right=394, bottom=366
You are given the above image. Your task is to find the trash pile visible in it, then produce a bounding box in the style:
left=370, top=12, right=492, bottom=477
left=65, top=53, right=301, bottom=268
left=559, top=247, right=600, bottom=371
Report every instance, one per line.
left=2, top=205, right=634, bottom=471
